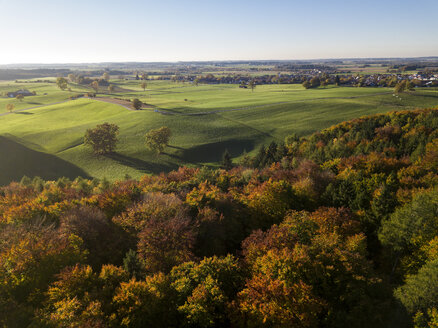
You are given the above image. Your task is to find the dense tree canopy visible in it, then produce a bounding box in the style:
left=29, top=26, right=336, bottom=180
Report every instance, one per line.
left=1, top=108, right=438, bottom=327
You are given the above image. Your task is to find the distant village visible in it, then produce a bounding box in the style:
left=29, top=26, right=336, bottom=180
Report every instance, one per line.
left=141, top=70, right=438, bottom=88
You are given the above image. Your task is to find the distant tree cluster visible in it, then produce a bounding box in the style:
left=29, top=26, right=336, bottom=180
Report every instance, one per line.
left=302, top=76, right=321, bottom=89
left=394, top=80, right=415, bottom=94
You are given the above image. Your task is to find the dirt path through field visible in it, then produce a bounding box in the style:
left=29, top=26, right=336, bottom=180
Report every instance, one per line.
left=90, top=97, right=154, bottom=111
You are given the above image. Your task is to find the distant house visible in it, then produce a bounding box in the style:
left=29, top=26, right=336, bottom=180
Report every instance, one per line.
left=7, top=89, right=34, bottom=98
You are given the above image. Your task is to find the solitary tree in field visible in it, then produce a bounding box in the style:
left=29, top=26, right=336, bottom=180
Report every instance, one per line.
left=6, top=103, right=15, bottom=113
left=141, top=81, right=147, bottom=91
left=103, top=72, right=110, bottom=82
left=16, top=94, right=24, bottom=102
left=302, top=80, right=311, bottom=89
left=84, top=123, right=119, bottom=155
left=249, top=80, right=256, bottom=92
left=132, top=98, right=143, bottom=110
left=145, top=126, right=171, bottom=154
left=394, top=80, right=415, bottom=94
left=221, top=149, right=233, bottom=170
left=108, top=85, right=115, bottom=93
left=56, top=77, right=68, bottom=90
left=90, top=81, right=99, bottom=93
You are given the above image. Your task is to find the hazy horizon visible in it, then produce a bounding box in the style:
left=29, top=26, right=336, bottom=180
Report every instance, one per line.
left=0, top=0, right=437, bottom=65
left=2, top=56, right=438, bottom=67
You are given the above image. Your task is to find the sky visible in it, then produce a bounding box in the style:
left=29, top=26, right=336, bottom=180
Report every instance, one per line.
left=0, top=0, right=437, bottom=64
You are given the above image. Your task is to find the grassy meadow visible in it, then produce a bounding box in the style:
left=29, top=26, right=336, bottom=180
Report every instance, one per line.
left=1, top=78, right=437, bottom=184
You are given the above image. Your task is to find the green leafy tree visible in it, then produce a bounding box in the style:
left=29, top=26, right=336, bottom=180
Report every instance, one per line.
left=394, top=80, right=407, bottom=94
left=221, top=149, right=233, bottom=170
left=395, top=259, right=438, bottom=315
left=379, top=188, right=438, bottom=275
left=56, top=77, right=68, bottom=90
left=248, top=80, right=256, bottom=92
left=302, top=80, right=311, bottom=89
left=310, top=76, right=321, bottom=88
left=132, top=98, right=143, bottom=110
left=145, top=126, right=171, bottom=154
left=123, top=249, right=146, bottom=280
left=84, top=123, right=119, bottom=155
left=394, top=80, right=414, bottom=94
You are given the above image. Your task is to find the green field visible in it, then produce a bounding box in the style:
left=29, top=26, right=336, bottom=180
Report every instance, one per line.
left=1, top=79, right=437, bottom=185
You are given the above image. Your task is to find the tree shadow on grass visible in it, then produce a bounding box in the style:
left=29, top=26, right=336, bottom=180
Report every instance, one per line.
left=167, top=145, right=186, bottom=150
left=176, top=138, right=256, bottom=163
left=0, top=135, right=90, bottom=185
left=15, top=111, right=34, bottom=115
left=105, top=152, right=179, bottom=174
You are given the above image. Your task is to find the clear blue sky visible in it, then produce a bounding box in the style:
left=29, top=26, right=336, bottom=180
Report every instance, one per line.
left=0, top=0, right=437, bottom=64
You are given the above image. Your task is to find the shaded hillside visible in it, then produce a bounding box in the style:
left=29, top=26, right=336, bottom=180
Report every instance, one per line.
left=0, top=135, right=90, bottom=184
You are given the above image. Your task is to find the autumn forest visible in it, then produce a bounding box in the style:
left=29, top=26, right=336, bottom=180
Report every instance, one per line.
left=1, top=107, right=437, bottom=327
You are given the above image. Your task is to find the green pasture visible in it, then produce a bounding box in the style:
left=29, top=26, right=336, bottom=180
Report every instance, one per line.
left=0, top=80, right=91, bottom=114
left=0, top=79, right=437, bottom=184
